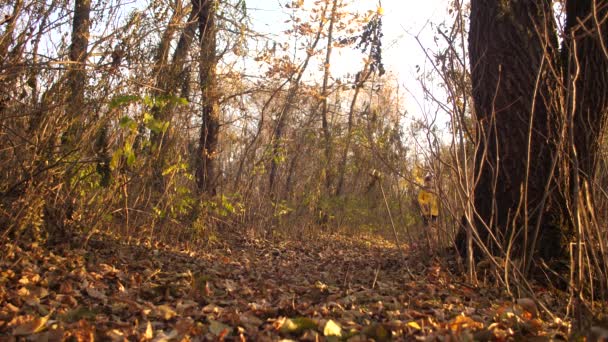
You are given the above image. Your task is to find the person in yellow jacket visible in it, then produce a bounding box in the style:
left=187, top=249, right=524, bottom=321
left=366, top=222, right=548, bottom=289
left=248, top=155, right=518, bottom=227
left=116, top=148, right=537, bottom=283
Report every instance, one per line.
left=418, top=174, right=439, bottom=225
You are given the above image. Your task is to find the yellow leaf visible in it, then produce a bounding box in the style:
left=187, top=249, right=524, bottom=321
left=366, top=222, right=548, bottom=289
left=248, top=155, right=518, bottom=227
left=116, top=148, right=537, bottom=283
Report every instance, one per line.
left=448, top=315, right=484, bottom=332
left=106, top=329, right=125, bottom=341
left=144, top=321, right=154, bottom=339
left=280, top=317, right=317, bottom=334
left=156, top=305, right=177, bottom=320
left=12, top=315, right=50, bottom=336
left=407, top=321, right=421, bottom=330
left=377, top=7, right=384, bottom=15
left=323, top=319, right=342, bottom=337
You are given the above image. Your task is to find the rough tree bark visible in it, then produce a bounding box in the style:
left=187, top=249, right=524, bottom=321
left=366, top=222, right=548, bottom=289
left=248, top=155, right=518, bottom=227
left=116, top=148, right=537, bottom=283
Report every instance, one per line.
left=465, top=0, right=561, bottom=260
left=65, top=0, right=92, bottom=144
left=562, top=0, right=608, bottom=189
left=462, top=0, right=608, bottom=270
left=195, top=0, right=220, bottom=196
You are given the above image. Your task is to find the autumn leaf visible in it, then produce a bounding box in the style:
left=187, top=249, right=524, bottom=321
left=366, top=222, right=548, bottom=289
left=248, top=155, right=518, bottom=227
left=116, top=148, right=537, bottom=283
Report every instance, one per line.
left=106, top=329, right=126, bottom=341
left=323, top=319, right=342, bottom=337
left=144, top=321, right=154, bottom=339
left=279, top=317, right=317, bottom=334
left=155, top=305, right=177, bottom=320
left=209, top=319, right=233, bottom=336
left=516, top=298, right=539, bottom=319
left=362, top=323, right=390, bottom=341
left=448, top=315, right=484, bottom=332
left=11, top=314, right=50, bottom=336
left=151, top=329, right=179, bottom=342
left=86, top=286, right=107, bottom=300
left=407, top=321, right=422, bottom=330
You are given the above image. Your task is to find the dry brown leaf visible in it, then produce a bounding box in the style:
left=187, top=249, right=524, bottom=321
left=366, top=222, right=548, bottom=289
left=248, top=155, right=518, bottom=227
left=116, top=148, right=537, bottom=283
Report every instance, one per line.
left=151, top=329, right=179, bottom=342
left=448, top=315, right=484, bottom=332
left=175, top=317, right=195, bottom=334
left=86, top=286, right=107, bottom=300
left=516, top=298, right=539, bottom=319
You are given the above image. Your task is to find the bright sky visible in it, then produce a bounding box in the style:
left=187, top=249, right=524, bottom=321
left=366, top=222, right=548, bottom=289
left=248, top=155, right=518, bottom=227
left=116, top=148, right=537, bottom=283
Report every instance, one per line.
left=247, top=0, right=451, bottom=125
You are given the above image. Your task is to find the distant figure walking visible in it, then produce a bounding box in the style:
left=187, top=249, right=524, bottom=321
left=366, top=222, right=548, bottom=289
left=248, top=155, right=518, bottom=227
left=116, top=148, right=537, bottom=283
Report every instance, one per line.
left=418, top=174, right=439, bottom=248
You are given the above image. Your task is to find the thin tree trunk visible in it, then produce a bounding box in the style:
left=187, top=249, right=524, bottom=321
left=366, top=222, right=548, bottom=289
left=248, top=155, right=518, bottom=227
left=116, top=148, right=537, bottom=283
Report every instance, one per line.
left=320, top=0, right=339, bottom=192
left=0, top=0, right=23, bottom=66
left=150, top=3, right=197, bottom=192
left=268, top=2, right=329, bottom=199
left=335, top=62, right=373, bottom=196
left=64, top=0, right=91, bottom=145
left=233, top=79, right=289, bottom=189
left=195, top=0, right=219, bottom=196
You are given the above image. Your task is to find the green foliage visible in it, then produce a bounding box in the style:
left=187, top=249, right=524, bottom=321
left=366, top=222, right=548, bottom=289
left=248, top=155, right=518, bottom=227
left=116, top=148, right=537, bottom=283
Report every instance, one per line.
left=109, top=95, right=141, bottom=109
left=272, top=200, right=293, bottom=218
left=280, top=317, right=317, bottom=334
left=110, top=94, right=187, bottom=171
left=13, top=193, right=46, bottom=243
left=119, top=116, right=137, bottom=131
left=143, top=113, right=169, bottom=135
left=110, top=143, right=137, bottom=170
left=203, top=194, right=245, bottom=218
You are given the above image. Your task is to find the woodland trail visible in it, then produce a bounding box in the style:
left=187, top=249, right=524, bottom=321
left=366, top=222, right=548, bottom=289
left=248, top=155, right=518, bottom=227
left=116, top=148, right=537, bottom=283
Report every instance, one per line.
left=0, top=233, right=570, bottom=341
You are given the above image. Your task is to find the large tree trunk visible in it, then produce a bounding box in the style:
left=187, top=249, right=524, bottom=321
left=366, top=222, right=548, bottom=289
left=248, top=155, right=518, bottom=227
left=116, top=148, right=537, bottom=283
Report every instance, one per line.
left=562, top=0, right=608, bottom=187
left=557, top=0, right=608, bottom=293
left=464, top=0, right=608, bottom=272
left=466, top=0, right=561, bottom=260
left=195, top=0, right=219, bottom=196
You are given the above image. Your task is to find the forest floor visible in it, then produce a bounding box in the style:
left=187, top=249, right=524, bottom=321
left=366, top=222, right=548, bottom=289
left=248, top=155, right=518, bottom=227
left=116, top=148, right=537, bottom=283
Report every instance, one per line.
left=0, top=231, right=578, bottom=341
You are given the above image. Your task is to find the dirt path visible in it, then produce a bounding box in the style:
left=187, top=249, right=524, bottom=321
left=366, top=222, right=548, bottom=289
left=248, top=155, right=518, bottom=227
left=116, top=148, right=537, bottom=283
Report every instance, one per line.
left=0, top=233, right=569, bottom=340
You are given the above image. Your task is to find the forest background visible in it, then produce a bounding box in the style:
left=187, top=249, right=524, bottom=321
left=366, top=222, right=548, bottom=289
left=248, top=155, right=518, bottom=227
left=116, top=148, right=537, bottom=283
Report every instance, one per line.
left=1, top=0, right=608, bottom=339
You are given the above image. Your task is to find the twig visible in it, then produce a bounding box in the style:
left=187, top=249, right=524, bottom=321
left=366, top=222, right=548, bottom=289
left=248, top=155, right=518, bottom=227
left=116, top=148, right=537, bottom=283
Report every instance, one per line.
left=379, top=181, right=403, bottom=255
left=371, top=265, right=380, bottom=289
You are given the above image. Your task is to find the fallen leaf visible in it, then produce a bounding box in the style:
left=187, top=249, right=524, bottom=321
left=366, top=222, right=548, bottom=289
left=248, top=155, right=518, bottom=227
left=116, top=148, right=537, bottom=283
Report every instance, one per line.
left=12, top=314, right=50, bottom=336
left=280, top=317, right=317, bottom=334
left=106, top=329, right=125, bottom=341
left=407, top=321, right=422, bottom=330
left=151, top=329, right=179, bottom=342
left=323, top=319, right=342, bottom=337
left=224, top=279, right=237, bottom=292
left=175, top=317, right=194, bottom=334
left=448, top=315, right=484, bottom=332
left=516, top=298, right=539, bottom=318
left=155, top=305, right=177, bottom=320
left=86, top=287, right=107, bottom=300
left=144, top=321, right=154, bottom=339
left=362, top=323, right=390, bottom=341
left=239, top=312, right=264, bottom=328
left=209, top=319, right=233, bottom=336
